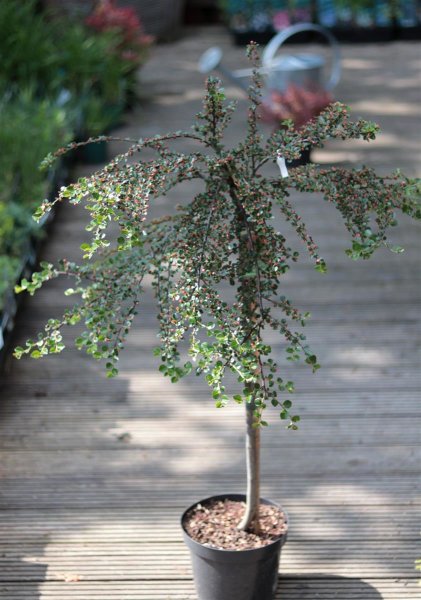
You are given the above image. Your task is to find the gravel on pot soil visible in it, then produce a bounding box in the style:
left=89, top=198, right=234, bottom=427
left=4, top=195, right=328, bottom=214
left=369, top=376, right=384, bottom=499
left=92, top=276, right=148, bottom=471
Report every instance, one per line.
left=183, top=499, right=287, bottom=551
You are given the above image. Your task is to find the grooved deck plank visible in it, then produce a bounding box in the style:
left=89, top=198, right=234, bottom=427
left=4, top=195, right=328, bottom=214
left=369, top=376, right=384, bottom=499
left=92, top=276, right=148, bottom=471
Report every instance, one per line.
left=0, top=580, right=418, bottom=599
left=0, top=416, right=420, bottom=449
left=0, top=541, right=418, bottom=580
left=1, top=475, right=419, bottom=508
left=1, top=445, right=420, bottom=478
left=0, top=506, right=418, bottom=541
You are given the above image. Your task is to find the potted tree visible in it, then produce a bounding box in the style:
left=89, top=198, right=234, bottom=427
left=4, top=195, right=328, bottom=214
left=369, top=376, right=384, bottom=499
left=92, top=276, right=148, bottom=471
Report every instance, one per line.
left=14, top=46, right=420, bottom=600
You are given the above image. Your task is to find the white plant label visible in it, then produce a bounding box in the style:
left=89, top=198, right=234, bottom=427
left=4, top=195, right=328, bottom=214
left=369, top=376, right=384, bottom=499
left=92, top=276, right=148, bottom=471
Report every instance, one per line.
left=276, top=155, right=289, bottom=178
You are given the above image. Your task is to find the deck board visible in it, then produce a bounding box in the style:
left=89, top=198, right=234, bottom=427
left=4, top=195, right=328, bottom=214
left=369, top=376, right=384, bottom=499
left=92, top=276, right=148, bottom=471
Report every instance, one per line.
left=0, top=28, right=420, bottom=599
left=0, top=580, right=418, bottom=599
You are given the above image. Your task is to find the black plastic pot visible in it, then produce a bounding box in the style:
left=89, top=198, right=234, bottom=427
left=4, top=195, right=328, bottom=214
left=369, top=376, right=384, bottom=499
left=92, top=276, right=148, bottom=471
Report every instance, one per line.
left=181, top=494, right=288, bottom=600
left=397, top=24, right=421, bottom=40
left=330, top=25, right=395, bottom=43
left=232, top=28, right=275, bottom=46
left=232, top=27, right=314, bottom=46
left=80, top=140, right=108, bottom=165
left=287, top=147, right=312, bottom=169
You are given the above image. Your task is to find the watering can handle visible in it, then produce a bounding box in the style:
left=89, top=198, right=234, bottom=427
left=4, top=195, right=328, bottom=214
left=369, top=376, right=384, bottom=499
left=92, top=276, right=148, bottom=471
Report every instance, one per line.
left=262, top=23, right=341, bottom=91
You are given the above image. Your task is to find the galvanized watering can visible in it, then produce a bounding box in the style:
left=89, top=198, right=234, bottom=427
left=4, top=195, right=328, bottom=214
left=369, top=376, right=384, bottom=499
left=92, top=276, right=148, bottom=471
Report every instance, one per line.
left=198, top=23, right=341, bottom=94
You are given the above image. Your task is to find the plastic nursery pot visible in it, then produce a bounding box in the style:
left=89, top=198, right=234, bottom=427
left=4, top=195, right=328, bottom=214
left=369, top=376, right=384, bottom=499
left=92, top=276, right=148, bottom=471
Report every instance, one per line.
left=80, top=140, right=108, bottom=165
left=286, top=147, right=311, bottom=168
left=181, top=494, right=288, bottom=600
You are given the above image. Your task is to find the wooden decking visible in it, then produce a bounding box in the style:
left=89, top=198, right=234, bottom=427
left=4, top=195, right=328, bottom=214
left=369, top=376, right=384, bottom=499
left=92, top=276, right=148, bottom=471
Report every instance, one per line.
left=0, top=28, right=420, bottom=599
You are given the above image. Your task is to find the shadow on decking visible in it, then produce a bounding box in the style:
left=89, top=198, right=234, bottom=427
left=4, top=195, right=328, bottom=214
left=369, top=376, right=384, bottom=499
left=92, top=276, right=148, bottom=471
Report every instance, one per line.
left=277, top=574, right=384, bottom=598
left=0, top=573, right=386, bottom=600
left=0, top=561, right=46, bottom=600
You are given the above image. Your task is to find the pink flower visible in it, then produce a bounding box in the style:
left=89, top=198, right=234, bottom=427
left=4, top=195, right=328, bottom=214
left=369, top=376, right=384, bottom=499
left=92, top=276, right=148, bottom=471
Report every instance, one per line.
left=86, top=0, right=153, bottom=65
left=273, top=11, right=290, bottom=31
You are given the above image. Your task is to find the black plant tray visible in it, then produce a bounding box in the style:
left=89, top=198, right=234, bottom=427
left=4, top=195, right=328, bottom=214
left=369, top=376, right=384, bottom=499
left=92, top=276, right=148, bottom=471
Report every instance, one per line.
left=0, top=162, right=69, bottom=371
left=329, top=25, right=395, bottom=43
left=230, top=23, right=419, bottom=45
left=231, top=27, right=315, bottom=46
left=396, top=24, right=421, bottom=40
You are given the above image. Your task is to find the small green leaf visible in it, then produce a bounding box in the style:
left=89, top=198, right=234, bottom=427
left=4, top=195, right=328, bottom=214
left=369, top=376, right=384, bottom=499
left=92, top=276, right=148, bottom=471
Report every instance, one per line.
left=315, top=260, right=327, bottom=274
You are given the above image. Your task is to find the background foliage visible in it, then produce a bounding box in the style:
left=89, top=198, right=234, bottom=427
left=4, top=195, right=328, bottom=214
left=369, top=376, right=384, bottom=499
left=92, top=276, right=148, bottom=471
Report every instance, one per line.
left=0, top=0, right=151, bottom=311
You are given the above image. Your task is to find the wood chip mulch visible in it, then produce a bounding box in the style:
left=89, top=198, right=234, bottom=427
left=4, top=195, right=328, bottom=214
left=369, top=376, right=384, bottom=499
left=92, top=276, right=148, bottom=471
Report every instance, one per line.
left=183, top=499, right=287, bottom=551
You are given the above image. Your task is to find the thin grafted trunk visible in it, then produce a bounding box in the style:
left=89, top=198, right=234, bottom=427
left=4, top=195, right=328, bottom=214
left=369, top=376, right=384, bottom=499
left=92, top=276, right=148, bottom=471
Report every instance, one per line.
left=229, top=176, right=262, bottom=533
left=237, top=396, right=261, bottom=531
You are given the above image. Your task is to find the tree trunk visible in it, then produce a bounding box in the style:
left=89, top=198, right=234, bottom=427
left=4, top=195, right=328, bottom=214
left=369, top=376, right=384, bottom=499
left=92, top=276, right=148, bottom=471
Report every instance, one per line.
left=229, top=176, right=262, bottom=533
left=237, top=395, right=261, bottom=531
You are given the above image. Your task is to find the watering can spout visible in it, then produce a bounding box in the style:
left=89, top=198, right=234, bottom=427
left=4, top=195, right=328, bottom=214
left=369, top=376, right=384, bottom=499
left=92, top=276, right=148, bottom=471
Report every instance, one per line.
left=198, top=46, right=250, bottom=92
left=198, top=47, right=223, bottom=73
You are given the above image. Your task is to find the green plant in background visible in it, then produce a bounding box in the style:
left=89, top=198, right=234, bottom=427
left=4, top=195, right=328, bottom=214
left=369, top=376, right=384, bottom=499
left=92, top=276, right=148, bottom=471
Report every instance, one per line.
left=0, top=91, right=71, bottom=208
left=334, top=0, right=375, bottom=9
left=332, top=0, right=403, bottom=26
left=0, top=92, right=72, bottom=310
left=0, top=0, right=145, bottom=106
left=15, top=47, right=420, bottom=532
left=0, top=0, right=57, bottom=91
left=0, top=202, right=39, bottom=311
left=81, top=94, right=123, bottom=137
left=0, top=201, right=39, bottom=258
left=220, top=0, right=313, bottom=26
left=0, top=256, right=21, bottom=310
left=57, top=24, right=130, bottom=106
left=221, top=0, right=282, bottom=18
left=0, top=0, right=153, bottom=314
left=333, top=0, right=375, bottom=23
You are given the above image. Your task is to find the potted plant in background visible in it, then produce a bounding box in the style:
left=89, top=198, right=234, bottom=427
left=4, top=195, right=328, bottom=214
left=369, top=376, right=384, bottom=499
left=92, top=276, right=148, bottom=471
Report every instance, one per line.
left=395, top=0, right=421, bottom=40
left=85, top=0, right=154, bottom=108
left=0, top=0, right=153, bottom=361
left=260, top=83, right=333, bottom=166
left=0, top=89, right=71, bottom=359
left=78, top=93, right=123, bottom=164
left=326, top=0, right=395, bottom=42
left=14, top=46, right=420, bottom=600
left=220, top=0, right=314, bottom=45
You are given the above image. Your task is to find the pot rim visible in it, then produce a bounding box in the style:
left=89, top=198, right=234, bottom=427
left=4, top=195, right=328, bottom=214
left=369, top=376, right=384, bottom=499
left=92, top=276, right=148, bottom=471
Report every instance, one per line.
left=181, top=493, right=289, bottom=557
